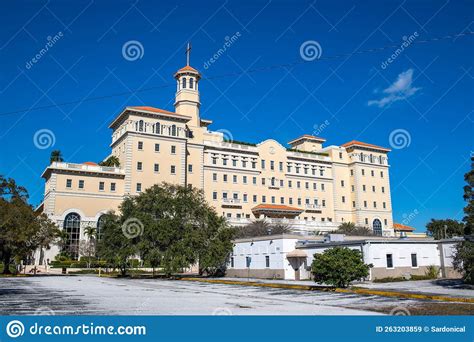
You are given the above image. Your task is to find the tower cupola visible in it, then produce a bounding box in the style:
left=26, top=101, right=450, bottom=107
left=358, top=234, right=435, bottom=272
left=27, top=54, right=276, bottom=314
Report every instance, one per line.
left=174, top=43, right=201, bottom=127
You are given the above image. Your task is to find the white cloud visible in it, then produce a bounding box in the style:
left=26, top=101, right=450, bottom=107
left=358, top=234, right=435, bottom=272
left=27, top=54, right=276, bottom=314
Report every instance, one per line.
left=368, top=69, right=421, bottom=108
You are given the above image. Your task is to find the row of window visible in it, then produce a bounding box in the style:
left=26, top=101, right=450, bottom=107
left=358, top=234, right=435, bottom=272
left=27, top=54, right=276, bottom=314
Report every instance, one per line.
left=229, top=255, right=270, bottom=268
left=137, top=141, right=177, bottom=154
left=212, top=173, right=327, bottom=190
left=65, top=179, right=116, bottom=192
left=341, top=197, right=388, bottom=209
left=386, top=253, right=418, bottom=268
left=351, top=169, right=384, bottom=178
left=213, top=191, right=327, bottom=207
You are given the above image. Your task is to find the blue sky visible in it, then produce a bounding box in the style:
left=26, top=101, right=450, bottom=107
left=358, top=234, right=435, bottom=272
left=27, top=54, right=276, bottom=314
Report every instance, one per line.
left=0, top=0, right=473, bottom=231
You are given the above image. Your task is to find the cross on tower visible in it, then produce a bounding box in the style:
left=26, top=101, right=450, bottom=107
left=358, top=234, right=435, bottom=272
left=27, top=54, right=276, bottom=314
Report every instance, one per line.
left=185, top=42, right=191, bottom=66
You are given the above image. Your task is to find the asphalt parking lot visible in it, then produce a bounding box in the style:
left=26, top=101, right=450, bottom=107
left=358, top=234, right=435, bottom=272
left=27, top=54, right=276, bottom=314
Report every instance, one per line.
left=0, top=276, right=470, bottom=315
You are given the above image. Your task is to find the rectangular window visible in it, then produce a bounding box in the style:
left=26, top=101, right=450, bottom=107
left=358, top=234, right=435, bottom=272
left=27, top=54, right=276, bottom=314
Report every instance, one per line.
left=364, top=201, right=367, bottom=208
left=279, top=162, right=283, bottom=171
left=350, top=169, right=354, bottom=176
left=136, top=183, right=142, bottom=192
left=280, top=197, right=284, bottom=204
left=223, top=159, right=227, bottom=166
left=342, top=196, right=345, bottom=203
left=262, top=178, right=265, bottom=186
left=154, top=143, right=160, bottom=152
left=351, top=185, right=355, bottom=192
left=246, top=256, right=251, bottom=268
left=265, top=255, right=270, bottom=268
left=373, top=201, right=377, bottom=208
left=230, top=257, right=234, bottom=268
left=305, top=182, right=309, bottom=189
left=372, top=186, right=376, bottom=192
left=78, top=180, right=84, bottom=189
left=322, top=200, right=326, bottom=207
left=213, top=192, right=217, bottom=200
left=270, top=161, right=274, bottom=170
left=352, top=201, right=356, bottom=208
left=232, top=159, right=237, bottom=167
left=262, top=195, right=266, bottom=203
left=289, top=198, right=293, bottom=205
left=341, top=180, right=345, bottom=187
left=233, top=175, right=237, bottom=183
left=297, top=181, right=301, bottom=188
left=253, top=195, right=257, bottom=203
left=271, top=196, right=275, bottom=204
left=288, top=180, right=292, bottom=188
left=154, top=163, right=159, bottom=172
left=99, top=182, right=104, bottom=191
left=362, top=169, right=365, bottom=176
left=170, top=165, right=176, bottom=174
left=383, top=202, right=386, bottom=209
left=381, top=171, right=384, bottom=178
left=138, top=141, right=143, bottom=150
left=66, top=179, right=72, bottom=188
left=188, top=164, right=193, bottom=173
left=212, top=158, right=217, bottom=165
left=223, top=174, right=228, bottom=182
left=213, top=173, right=217, bottom=181
left=233, top=193, right=238, bottom=200
left=171, top=145, right=176, bottom=154
left=110, top=182, right=116, bottom=191
left=252, top=161, right=256, bottom=169
left=137, top=161, right=142, bottom=171
left=243, top=194, right=248, bottom=202
left=386, top=254, right=393, bottom=268
left=253, top=177, right=257, bottom=185
left=363, top=185, right=366, bottom=192
left=371, top=170, right=375, bottom=177
left=382, top=186, right=385, bottom=193
left=321, top=184, right=325, bottom=191
left=223, top=192, right=228, bottom=199
left=411, top=253, right=418, bottom=268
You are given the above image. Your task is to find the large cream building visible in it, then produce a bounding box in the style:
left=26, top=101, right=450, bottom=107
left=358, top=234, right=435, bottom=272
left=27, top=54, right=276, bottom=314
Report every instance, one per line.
left=38, top=57, right=395, bottom=260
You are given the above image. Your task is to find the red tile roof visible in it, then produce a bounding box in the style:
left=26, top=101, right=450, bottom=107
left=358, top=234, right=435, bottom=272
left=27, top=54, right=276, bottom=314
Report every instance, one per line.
left=176, top=65, right=200, bottom=73
left=252, top=204, right=303, bottom=212
left=129, top=106, right=177, bottom=115
left=393, top=223, right=415, bottom=231
left=83, top=161, right=98, bottom=166
left=288, top=134, right=326, bottom=145
left=342, top=140, right=391, bottom=152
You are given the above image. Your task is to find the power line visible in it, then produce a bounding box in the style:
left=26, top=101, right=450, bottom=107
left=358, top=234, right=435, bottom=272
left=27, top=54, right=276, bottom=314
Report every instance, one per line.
left=1, top=30, right=473, bottom=117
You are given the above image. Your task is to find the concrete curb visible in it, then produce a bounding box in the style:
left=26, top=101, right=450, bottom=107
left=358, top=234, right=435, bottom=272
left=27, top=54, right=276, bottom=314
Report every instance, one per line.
left=181, top=278, right=474, bottom=304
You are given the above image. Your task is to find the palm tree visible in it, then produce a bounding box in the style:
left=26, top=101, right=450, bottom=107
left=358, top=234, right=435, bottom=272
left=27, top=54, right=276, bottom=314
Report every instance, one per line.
left=50, top=150, right=64, bottom=163
left=83, top=226, right=97, bottom=268
left=99, top=156, right=120, bottom=167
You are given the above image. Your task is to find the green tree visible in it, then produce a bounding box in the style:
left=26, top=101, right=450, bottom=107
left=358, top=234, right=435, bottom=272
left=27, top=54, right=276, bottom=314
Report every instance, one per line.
left=99, top=156, right=120, bottom=167
left=463, top=156, right=473, bottom=235
left=82, top=226, right=97, bottom=268
left=0, top=176, right=60, bottom=274
left=98, top=183, right=234, bottom=277
left=311, top=247, right=372, bottom=288
left=32, top=214, right=62, bottom=265
left=336, top=222, right=374, bottom=236
left=50, top=150, right=64, bottom=163
left=234, top=220, right=290, bottom=238
left=426, top=219, right=465, bottom=239
left=453, top=239, right=474, bottom=284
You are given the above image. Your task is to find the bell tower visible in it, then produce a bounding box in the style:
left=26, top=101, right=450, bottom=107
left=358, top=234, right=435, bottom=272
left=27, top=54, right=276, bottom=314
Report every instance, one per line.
left=174, top=42, right=201, bottom=127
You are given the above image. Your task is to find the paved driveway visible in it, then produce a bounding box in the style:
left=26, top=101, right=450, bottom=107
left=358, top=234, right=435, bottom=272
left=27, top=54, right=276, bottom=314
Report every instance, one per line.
left=0, top=275, right=425, bottom=315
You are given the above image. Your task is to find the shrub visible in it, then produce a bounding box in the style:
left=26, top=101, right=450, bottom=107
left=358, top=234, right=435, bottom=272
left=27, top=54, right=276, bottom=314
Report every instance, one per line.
left=453, top=240, right=474, bottom=284
left=311, top=247, right=372, bottom=288
left=373, top=277, right=406, bottom=283
left=425, top=265, right=440, bottom=279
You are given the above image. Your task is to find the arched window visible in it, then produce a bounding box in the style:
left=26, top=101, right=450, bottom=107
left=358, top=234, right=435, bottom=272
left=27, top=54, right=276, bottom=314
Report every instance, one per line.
left=155, top=122, right=160, bottom=135
left=189, top=78, right=194, bottom=89
left=138, top=120, right=144, bottom=132
left=96, top=215, right=106, bottom=240
left=182, top=78, right=187, bottom=89
left=171, top=124, right=177, bottom=136
left=373, top=219, right=382, bottom=236
left=63, top=213, right=81, bottom=260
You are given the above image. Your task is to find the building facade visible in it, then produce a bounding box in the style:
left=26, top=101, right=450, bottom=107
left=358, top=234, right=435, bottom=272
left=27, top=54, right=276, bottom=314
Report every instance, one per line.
left=228, top=235, right=462, bottom=281
left=38, top=57, right=395, bottom=260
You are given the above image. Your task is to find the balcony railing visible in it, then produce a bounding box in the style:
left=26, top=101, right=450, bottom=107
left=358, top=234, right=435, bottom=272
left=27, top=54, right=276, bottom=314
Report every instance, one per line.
left=222, top=198, right=241, bottom=204
left=49, top=162, right=124, bottom=174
